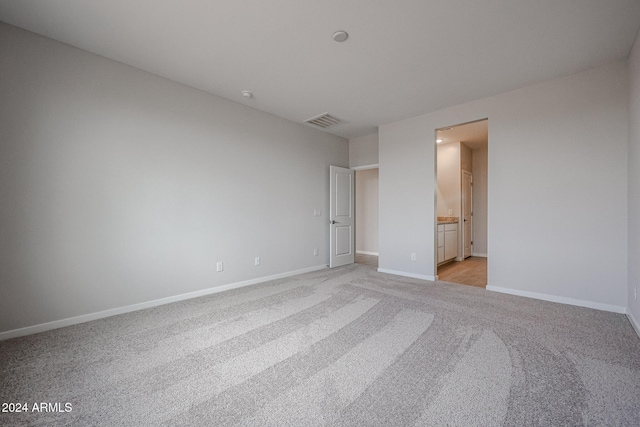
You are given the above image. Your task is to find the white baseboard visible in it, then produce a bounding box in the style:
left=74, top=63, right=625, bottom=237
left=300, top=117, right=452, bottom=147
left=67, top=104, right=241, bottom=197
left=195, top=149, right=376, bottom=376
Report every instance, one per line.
left=472, top=253, right=488, bottom=258
left=628, top=310, right=640, bottom=339
left=356, top=250, right=379, bottom=256
left=486, top=285, right=626, bottom=314
left=0, top=265, right=328, bottom=341
left=377, top=268, right=436, bottom=282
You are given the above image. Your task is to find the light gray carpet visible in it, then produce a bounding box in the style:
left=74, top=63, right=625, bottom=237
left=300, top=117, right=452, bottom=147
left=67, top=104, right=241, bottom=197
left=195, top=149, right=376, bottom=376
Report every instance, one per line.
left=1, top=263, right=639, bottom=426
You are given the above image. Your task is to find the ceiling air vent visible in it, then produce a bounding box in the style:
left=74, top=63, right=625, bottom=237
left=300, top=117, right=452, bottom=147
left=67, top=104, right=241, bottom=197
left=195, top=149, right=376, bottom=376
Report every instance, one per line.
left=303, top=113, right=345, bottom=129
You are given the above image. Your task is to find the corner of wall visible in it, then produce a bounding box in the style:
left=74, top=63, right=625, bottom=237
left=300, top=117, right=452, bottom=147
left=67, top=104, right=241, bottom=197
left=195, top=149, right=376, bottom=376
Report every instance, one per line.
left=627, top=22, right=640, bottom=335
left=628, top=309, right=640, bottom=339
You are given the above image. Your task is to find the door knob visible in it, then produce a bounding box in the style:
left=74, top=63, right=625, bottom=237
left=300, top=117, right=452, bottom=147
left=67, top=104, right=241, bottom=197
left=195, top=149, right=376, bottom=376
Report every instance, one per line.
left=330, top=220, right=338, bottom=224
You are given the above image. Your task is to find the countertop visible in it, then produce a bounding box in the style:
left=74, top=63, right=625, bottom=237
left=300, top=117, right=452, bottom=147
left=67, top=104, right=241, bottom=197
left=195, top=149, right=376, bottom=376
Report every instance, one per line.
left=437, top=216, right=459, bottom=225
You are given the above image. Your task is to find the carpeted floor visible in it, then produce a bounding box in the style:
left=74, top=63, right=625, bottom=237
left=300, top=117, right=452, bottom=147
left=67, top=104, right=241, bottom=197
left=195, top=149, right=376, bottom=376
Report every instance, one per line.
left=1, top=263, right=639, bottom=426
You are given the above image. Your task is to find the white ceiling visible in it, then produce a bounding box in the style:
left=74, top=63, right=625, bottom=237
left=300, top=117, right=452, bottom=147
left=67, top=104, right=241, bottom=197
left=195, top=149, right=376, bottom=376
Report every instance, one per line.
left=1, top=1, right=639, bottom=139
left=437, top=120, right=488, bottom=150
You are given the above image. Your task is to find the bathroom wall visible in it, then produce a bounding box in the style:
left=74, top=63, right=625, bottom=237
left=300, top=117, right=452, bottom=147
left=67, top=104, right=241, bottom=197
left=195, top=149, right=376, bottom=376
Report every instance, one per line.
left=436, top=142, right=461, bottom=217
left=461, top=143, right=472, bottom=173
left=437, top=141, right=472, bottom=218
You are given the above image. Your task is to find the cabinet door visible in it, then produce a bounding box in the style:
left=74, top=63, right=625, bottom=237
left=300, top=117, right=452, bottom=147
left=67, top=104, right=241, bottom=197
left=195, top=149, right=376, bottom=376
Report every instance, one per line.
left=438, top=246, right=444, bottom=263
left=444, top=229, right=457, bottom=261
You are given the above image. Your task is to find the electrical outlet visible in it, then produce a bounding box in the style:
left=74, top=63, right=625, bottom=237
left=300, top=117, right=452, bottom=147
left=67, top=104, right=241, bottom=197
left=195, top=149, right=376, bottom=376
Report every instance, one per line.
left=448, top=209, right=453, bottom=215
left=255, top=257, right=260, bottom=266
left=216, top=261, right=223, bottom=272
left=314, top=248, right=318, bottom=256
left=411, top=253, right=416, bottom=261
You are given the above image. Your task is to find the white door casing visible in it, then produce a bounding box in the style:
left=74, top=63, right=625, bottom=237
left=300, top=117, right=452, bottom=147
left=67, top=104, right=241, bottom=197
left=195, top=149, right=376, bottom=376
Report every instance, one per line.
left=462, top=170, right=473, bottom=258
left=329, top=166, right=355, bottom=268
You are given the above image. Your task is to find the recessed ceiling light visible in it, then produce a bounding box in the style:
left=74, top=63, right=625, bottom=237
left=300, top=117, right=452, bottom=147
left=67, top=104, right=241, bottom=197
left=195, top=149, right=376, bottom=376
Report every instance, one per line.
left=333, top=31, right=349, bottom=42
left=436, top=139, right=443, bottom=143
left=241, top=90, right=253, bottom=98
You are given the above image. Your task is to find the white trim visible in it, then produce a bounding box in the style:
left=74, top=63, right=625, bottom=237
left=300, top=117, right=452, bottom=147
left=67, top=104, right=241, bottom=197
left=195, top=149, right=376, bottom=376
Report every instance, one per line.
left=351, top=163, right=379, bottom=171
left=627, top=310, right=640, bottom=339
left=486, top=286, right=626, bottom=314
left=377, top=268, right=436, bottom=281
left=0, top=265, right=327, bottom=341
left=356, top=250, right=379, bottom=256
left=472, top=253, right=487, bottom=258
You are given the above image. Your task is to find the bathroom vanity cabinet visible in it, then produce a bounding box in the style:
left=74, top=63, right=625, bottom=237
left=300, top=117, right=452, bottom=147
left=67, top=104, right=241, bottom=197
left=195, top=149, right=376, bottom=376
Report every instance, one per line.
left=437, top=223, right=458, bottom=264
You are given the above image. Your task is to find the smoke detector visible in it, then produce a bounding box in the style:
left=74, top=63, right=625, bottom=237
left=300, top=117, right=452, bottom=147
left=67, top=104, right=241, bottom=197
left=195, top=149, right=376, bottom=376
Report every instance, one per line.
left=332, top=31, right=349, bottom=42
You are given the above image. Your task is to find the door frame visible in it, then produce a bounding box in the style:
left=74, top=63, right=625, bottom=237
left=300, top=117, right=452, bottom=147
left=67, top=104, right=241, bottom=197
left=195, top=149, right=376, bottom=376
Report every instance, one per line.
left=434, top=118, right=488, bottom=283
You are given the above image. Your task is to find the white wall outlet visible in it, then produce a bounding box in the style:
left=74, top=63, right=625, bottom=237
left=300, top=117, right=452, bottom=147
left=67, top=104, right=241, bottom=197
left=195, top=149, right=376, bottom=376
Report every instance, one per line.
left=411, top=253, right=416, bottom=261
left=448, top=209, right=453, bottom=215
left=255, top=257, right=260, bottom=266
left=314, top=248, right=318, bottom=256
left=313, top=209, right=322, bottom=217
left=216, top=261, right=223, bottom=272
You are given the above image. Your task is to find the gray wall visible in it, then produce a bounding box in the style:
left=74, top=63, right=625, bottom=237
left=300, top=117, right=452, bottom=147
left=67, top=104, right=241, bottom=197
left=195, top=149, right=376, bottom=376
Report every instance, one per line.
left=0, top=22, right=348, bottom=334
left=380, top=61, right=629, bottom=312
left=628, top=30, right=640, bottom=332
left=349, top=133, right=378, bottom=167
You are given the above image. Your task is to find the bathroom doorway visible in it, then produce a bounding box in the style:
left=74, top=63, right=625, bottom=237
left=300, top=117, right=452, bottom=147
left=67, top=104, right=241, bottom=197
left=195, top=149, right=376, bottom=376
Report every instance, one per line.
left=435, top=119, right=488, bottom=287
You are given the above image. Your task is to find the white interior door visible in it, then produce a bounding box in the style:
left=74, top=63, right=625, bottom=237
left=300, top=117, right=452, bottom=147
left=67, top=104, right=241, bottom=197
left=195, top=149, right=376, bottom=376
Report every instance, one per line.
left=462, top=170, right=473, bottom=258
left=329, top=166, right=355, bottom=268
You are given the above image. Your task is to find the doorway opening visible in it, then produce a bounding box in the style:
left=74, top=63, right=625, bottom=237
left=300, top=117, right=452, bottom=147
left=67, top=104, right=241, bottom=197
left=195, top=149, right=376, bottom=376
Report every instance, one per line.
left=435, top=119, right=488, bottom=288
left=354, top=167, right=379, bottom=268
